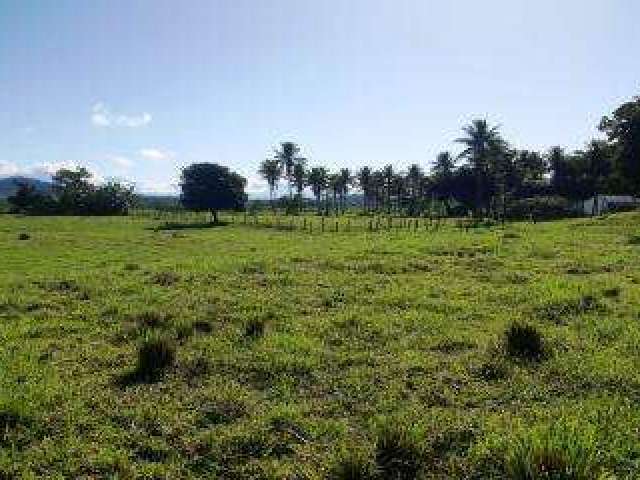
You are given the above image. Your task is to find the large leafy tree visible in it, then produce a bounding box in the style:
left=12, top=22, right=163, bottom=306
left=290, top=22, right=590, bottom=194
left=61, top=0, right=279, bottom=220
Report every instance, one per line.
left=455, top=119, right=506, bottom=216
left=180, top=163, right=246, bottom=223
left=52, top=167, right=94, bottom=214
left=599, top=95, right=640, bottom=194
left=258, top=158, right=282, bottom=209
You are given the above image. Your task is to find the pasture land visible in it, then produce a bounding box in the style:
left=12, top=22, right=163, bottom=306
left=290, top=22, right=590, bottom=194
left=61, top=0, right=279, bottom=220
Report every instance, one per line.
left=1, top=213, right=640, bottom=478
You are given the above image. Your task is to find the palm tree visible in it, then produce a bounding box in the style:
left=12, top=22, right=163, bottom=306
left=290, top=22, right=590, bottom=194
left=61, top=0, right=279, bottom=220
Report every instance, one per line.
left=338, top=168, right=351, bottom=213
left=372, top=170, right=385, bottom=212
left=455, top=119, right=506, bottom=216
left=431, top=152, right=457, bottom=212
left=432, top=152, right=456, bottom=181
left=382, top=165, right=394, bottom=214
left=307, top=166, right=328, bottom=215
left=275, top=142, right=300, bottom=199
left=292, top=157, right=307, bottom=212
left=406, top=164, right=423, bottom=214
left=357, top=166, right=373, bottom=213
left=329, top=173, right=342, bottom=216
left=258, top=158, right=282, bottom=209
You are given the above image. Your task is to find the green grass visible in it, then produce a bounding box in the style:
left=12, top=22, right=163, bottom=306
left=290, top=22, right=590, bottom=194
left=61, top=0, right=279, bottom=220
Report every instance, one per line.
left=1, top=212, right=640, bottom=478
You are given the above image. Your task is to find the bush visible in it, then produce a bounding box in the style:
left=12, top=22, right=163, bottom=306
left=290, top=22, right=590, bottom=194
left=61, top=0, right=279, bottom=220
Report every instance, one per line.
left=505, top=196, right=574, bottom=221
left=505, top=323, right=545, bottom=362
left=503, top=423, right=605, bottom=479
left=136, top=334, right=175, bottom=378
left=375, top=423, right=426, bottom=479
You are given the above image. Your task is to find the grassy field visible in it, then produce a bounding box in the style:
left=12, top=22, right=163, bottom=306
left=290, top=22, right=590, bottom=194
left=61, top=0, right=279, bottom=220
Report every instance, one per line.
left=1, top=213, right=640, bottom=479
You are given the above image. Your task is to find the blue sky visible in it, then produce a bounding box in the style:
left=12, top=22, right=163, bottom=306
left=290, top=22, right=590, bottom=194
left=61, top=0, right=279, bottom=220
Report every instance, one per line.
left=1, top=0, right=638, bottom=194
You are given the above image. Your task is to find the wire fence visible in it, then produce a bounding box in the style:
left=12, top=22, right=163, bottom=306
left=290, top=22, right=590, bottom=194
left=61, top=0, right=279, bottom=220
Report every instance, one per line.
left=127, top=208, right=487, bottom=234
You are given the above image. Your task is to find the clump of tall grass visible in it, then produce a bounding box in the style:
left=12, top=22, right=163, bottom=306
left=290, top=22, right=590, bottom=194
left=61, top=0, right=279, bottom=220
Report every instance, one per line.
left=504, top=322, right=546, bottom=362
left=503, top=422, right=607, bottom=479
left=374, top=422, right=427, bottom=479
left=328, top=448, right=378, bottom=480
left=136, top=333, right=175, bottom=379
left=244, top=318, right=267, bottom=339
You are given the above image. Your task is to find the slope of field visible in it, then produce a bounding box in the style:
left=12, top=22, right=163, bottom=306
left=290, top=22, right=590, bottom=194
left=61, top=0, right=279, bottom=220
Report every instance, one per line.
left=1, top=213, right=640, bottom=478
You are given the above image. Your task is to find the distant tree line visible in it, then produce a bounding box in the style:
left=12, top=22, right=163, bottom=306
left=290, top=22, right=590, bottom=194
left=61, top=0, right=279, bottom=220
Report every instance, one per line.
left=259, top=94, right=640, bottom=219
left=8, top=168, right=134, bottom=215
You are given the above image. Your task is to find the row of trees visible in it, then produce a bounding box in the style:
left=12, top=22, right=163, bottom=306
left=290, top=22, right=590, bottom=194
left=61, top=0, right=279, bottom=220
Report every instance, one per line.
left=259, top=94, right=640, bottom=218
left=8, top=168, right=134, bottom=215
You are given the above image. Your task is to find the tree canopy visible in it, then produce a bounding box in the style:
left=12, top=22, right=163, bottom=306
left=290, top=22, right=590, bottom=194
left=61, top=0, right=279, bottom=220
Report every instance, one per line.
left=179, top=163, right=247, bottom=223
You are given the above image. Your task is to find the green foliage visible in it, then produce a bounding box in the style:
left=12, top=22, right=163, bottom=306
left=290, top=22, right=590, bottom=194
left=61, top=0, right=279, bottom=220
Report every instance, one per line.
left=180, top=163, right=247, bottom=222
left=506, top=196, right=574, bottom=221
left=7, top=168, right=134, bottom=215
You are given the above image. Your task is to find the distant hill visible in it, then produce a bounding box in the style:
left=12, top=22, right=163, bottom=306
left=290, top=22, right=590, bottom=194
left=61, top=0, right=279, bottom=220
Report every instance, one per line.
left=0, top=176, right=52, bottom=198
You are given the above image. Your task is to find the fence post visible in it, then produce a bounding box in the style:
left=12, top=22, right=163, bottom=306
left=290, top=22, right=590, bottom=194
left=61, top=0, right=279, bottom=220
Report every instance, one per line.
left=335, top=220, right=338, bottom=232
left=321, top=216, right=325, bottom=232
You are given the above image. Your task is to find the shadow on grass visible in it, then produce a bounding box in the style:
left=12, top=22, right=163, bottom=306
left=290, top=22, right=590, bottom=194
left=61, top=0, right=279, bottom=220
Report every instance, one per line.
left=115, top=369, right=168, bottom=388
left=151, top=221, right=229, bottom=231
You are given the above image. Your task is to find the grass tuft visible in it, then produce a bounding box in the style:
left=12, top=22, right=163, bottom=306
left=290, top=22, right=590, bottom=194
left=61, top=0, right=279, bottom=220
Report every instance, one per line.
left=504, top=323, right=545, bottom=362
left=136, top=334, right=176, bottom=379
left=503, top=423, right=606, bottom=480
left=375, top=422, right=426, bottom=479
left=151, top=270, right=180, bottom=286
left=244, top=318, right=267, bottom=339
left=328, top=449, right=378, bottom=480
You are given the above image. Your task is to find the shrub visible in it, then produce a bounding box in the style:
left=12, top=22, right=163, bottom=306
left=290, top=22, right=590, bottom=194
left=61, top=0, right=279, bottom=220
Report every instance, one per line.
left=505, top=196, right=574, bottom=221
left=505, top=323, right=545, bottom=362
left=136, top=334, right=175, bottom=378
left=503, top=423, right=605, bottom=479
left=375, top=423, right=426, bottom=479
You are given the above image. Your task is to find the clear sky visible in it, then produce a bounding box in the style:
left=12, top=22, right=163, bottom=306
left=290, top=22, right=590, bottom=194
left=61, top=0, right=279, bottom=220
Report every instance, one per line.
left=1, top=0, right=638, bottom=194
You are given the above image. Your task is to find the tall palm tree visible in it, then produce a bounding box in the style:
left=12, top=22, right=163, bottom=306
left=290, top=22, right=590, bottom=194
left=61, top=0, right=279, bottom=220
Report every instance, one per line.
left=382, top=165, right=394, bottom=214
left=406, top=164, right=423, bottom=207
left=275, top=142, right=300, bottom=199
left=372, top=170, right=385, bottom=212
left=329, top=173, right=342, bottom=216
left=455, top=119, right=505, bottom=216
left=338, top=168, right=351, bottom=213
left=357, top=166, right=373, bottom=213
left=432, top=152, right=456, bottom=181
left=431, top=152, right=457, bottom=211
left=292, top=157, right=307, bottom=212
left=258, top=158, right=282, bottom=209
left=307, top=166, right=328, bottom=215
